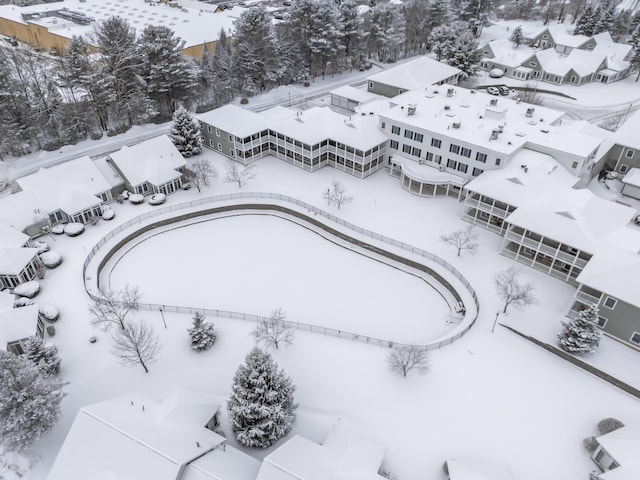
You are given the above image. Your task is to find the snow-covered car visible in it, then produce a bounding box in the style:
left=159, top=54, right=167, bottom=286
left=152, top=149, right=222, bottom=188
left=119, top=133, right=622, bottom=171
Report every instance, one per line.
left=487, top=86, right=500, bottom=95
left=489, top=68, right=505, bottom=78
left=497, top=85, right=511, bottom=96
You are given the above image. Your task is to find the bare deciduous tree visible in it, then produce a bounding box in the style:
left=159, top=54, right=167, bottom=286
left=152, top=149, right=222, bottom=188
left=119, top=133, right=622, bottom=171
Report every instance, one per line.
left=89, top=286, right=141, bottom=331
left=224, top=160, right=256, bottom=188
left=185, top=158, right=218, bottom=192
left=111, top=319, right=163, bottom=373
left=514, top=84, right=543, bottom=106
left=251, top=308, right=295, bottom=349
left=440, top=225, right=479, bottom=257
left=492, top=267, right=536, bottom=314
left=387, top=345, right=429, bottom=377
left=322, top=180, right=353, bottom=209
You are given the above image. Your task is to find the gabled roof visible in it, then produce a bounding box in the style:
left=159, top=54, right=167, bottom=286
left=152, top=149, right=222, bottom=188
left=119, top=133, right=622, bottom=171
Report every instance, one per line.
left=0, top=247, right=39, bottom=275
left=331, top=85, right=381, bottom=104
left=447, top=458, right=515, bottom=480
left=481, top=39, right=534, bottom=68
left=0, top=223, right=30, bottom=248
left=198, top=105, right=270, bottom=138
left=504, top=189, right=637, bottom=253
left=0, top=290, right=15, bottom=310
left=597, top=425, right=640, bottom=480
left=16, top=156, right=110, bottom=215
left=256, top=421, right=386, bottom=480
left=592, top=41, right=632, bottom=71
left=0, top=304, right=39, bottom=351
left=93, top=157, right=124, bottom=188
left=0, top=190, right=49, bottom=232
left=108, top=136, right=187, bottom=187
left=614, top=109, right=640, bottom=151
left=621, top=168, right=640, bottom=188
left=366, top=57, right=462, bottom=91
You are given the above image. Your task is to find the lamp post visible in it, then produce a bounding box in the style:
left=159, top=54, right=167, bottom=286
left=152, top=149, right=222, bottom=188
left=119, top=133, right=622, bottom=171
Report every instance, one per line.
left=288, top=92, right=291, bottom=108
left=326, top=187, right=331, bottom=206
left=491, top=312, right=500, bottom=333
left=159, top=306, right=167, bottom=329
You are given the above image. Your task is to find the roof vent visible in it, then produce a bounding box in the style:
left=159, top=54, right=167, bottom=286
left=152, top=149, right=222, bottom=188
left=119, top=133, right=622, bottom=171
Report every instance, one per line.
left=525, top=107, right=535, bottom=118
left=540, top=128, right=549, bottom=133
left=407, top=104, right=417, bottom=116
left=446, top=87, right=454, bottom=97
left=452, top=121, right=461, bottom=129
left=444, top=105, right=451, bottom=110
left=490, top=129, right=500, bottom=141
left=489, top=98, right=498, bottom=106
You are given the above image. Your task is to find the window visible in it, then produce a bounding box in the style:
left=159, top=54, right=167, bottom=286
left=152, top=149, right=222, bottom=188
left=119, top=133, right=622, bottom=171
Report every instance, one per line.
left=472, top=167, right=484, bottom=176
left=620, top=164, right=629, bottom=174
left=495, top=158, right=502, bottom=166
left=570, top=76, right=576, bottom=82
left=412, top=147, right=421, bottom=157
left=449, top=144, right=460, bottom=154
left=404, top=129, right=414, bottom=139
left=431, top=138, right=442, bottom=148
left=595, top=449, right=605, bottom=463
left=391, top=125, right=401, bottom=135
left=597, top=316, right=608, bottom=328
left=434, top=154, right=442, bottom=164
left=630, top=332, right=640, bottom=345
left=402, top=144, right=412, bottom=154
left=414, top=133, right=424, bottom=142
left=626, top=149, right=635, bottom=158
left=217, top=143, right=222, bottom=151
left=209, top=139, right=214, bottom=147
left=229, top=134, right=233, bottom=141
left=369, top=82, right=374, bottom=88
left=460, top=147, right=472, bottom=158
left=390, top=140, right=399, bottom=149
left=381, top=121, right=386, bottom=129
left=230, top=148, right=234, bottom=156
left=571, top=161, right=578, bottom=169
left=447, top=158, right=457, bottom=169
left=426, top=152, right=433, bottom=161
left=603, top=296, right=617, bottom=309
left=215, top=128, right=220, bottom=136
left=457, top=163, right=468, bottom=173
left=207, top=125, right=212, bottom=133
left=476, top=152, right=487, bottom=163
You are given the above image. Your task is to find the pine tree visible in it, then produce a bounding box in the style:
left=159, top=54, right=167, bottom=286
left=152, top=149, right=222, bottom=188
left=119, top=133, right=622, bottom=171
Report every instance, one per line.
left=0, top=351, right=67, bottom=451
left=509, top=25, right=525, bottom=47
left=574, top=4, right=595, bottom=36
left=227, top=347, right=296, bottom=448
left=557, top=305, right=602, bottom=354
left=23, top=336, right=61, bottom=376
left=187, top=311, right=216, bottom=352
left=211, top=29, right=236, bottom=105
left=168, top=106, right=202, bottom=157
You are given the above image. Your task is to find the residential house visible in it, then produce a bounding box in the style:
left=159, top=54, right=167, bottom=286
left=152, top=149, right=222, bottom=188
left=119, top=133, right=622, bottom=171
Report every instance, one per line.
left=591, top=425, right=640, bottom=479
left=0, top=247, right=43, bottom=289
left=107, top=136, right=187, bottom=196
left=445, top=458, right=514, bottom=480
left=528, top=25, right=573, bottom=50
left=0, top=302, right=44, bottom=354
left=499, top=189, right=638, bottom=285
left=0, top=223, right=31, bottom=249
left=0, top=190, right=52, bottom=237
left=198, top=105, right=388, bottom=179
left=620, top=168, right=640, bottom=200
left=607, top=109, right=640, bottom=177
left=568, top=247, right=640, bottom=349
left=480, top=38, right=538, bottom=80
left=93, top=156, right=126, bottom=199
left=16, top=156, right=112, bottom=225
left=366, top=57, right=462, bottom=98
left=256, top=420, right=387, bottom=480
left=47, top=387, right=260, bottom=480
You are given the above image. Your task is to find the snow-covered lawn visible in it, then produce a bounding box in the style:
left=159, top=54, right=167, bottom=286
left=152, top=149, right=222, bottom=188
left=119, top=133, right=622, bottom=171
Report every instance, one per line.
left=19, top=152, right=640, bottom=480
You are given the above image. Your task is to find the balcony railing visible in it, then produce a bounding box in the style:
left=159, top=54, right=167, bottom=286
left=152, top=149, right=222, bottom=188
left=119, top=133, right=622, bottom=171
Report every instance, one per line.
left=575, top=289, right=601, bottom=305
left=464, top=197, right=511, bottom=219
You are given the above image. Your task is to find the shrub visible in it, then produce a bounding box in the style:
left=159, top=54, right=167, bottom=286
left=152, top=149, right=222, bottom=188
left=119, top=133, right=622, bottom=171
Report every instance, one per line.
left=46, top=325, right=56, bottom=336
left=303, top=81, right=310, bottom=87
left=148, top=193, right=166, bottom=206
left=14, top=297, right=35, bottom=307
left=102, top=209, right=115, bottom=221
left=38, top=304, right=59, bottom=322
left=13, top=281, right=40, bottom=298
left=42, top=140, right=63, bottom=151
left=597, top=418, right=624, bottom=435
left=63, top=223, right=85, bottom=237
left=51, top=224, right=65, bottom=235
left=40, top=251, right=62, bottom=268
left=240, top=97, right=249, bottom=105
left=106, top=129, right=117, bottom=137
left=583, top=436, right=599, bottom=452
left=89, top=130, right=103, bottom=141
left=129, top=194, right=144, bottom=205
left=31, top=241, right=50, bottom=254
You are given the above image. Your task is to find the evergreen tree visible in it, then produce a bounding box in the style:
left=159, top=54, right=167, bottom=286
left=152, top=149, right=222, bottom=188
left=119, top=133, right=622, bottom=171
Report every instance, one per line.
left=23, top=337, right=61, bottom=376
left=594, top=1, right=617, bottom=35
left=509, top=25, right=526, bottom=47
left=629, top=41, right=640, bottom=81
left=0, top=351, right=67, bottom=451
left=211, top=29, right=236, bottom=105
left=338, top=0, right=364, bottom=69
left=363, top=3, right=405, bottom=62
left=557, top=305, right=602, bottom=354
left=574, top=4, right=595, bottom=36
left=610, top=9, right=631, bottom=41
left=227, top=347, right=296, bottom=448
left=168, top=106, right=202, bottom=157
left=447, top=33, right=483, bottom=78
left=187, top=311, right=216, bottom=352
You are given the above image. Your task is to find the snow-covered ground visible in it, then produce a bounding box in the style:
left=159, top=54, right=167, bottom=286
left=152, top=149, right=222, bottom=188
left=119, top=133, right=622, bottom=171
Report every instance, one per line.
left=13, top=149, right=639, bottom=480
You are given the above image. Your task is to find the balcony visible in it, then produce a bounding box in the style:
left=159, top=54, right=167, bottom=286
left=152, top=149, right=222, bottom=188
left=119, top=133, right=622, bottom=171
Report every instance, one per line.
left=503, top=232, right=588, bottom=268
left=464, top=197, right=511, bottom=219
left=575, top=288, right=602, bottom=305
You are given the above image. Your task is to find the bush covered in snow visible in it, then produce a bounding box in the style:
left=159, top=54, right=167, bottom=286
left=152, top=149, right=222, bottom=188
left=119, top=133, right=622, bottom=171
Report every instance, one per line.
left=102, top=209, right=115, bottom=221
left=46, top=325, right=56, bottom=336
left=129, top=194, right=144, bottom=205
left=583, top=436, right=599, bottom=452
left=597, top=418, right=624, bottom=435
left=31, top=241, right=50, bottom=254
left=557, top=306, right=601, bottom=354
left=13, top=281, right=40, bottom=298
left=14, top=297, right=34, bottom=308
left=51, top=224, right=65, bottom=235
left=39, top=251, right=62, bottom=269
left=63, top=223, right=84, bottom=237
left=148, top=193, right=166, bottom=206
left=38, top=305, right=59, bottom=322
left=187, top=311, right=216, bottom=352
left=23, top=337, right=61, bottom=376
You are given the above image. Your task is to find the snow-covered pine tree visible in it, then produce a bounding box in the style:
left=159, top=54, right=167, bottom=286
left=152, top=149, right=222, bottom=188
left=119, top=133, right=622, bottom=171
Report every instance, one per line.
left=574, top=4, right=595, bottom=36
left=169, top=106, right=203, bottom=157
left=23, top=336, right=61, bottom=376
left=446, top=32, right=483, bottom=78
left=227, top=347, right=296, bottom=448
left=509, top=25, right=525, bottom=47
left=557, top=305, right=602, bottom=354
left=187, top=311, right=216, bottom=352
left=0, top=351, right=67, bottom=451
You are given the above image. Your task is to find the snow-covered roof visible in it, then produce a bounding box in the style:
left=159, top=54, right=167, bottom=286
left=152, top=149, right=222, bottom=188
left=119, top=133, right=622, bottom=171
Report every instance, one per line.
left=331, top=85, right=381, bottom=104
left=394, top=155, right=466, bottom=186
left=576, top=247, right=640, bottom=308
left=621, top=168, right=640, bottom=187
left=108, top=135, right=186, bottom=187
left=256, top=421, right=386, bottom=480
left=464, top=149, right=578, bottom=207
left=0, top=304, right=39, bottom=351
left=0, top=191, right=50, bottom=232
left=0, top=0, right=240, bottom=50
left=597, top=425, right=640, bottom=480
left=593, top=41, right=631, bottom=72
left=0, top=223, right=30, bottom=248
left=48, top=388, right=255, bottom=480
left=93, top=157, right=124, bottom=188
left=504, top=189, right=638, bottom=253
left=198, top=105, right=271, bottom=138
left=366, top=57, right=462, bottom=91
left=0, top=247, right=39, bottom=275
left=16, top=156, right=110, bottom=215
left=447, top=458, right=515, bottom=480
left=481, top=39, right=536, bottom=68
left=614, top=109, right=640, bottom=151
left=0, top=290, right=15, bottom=311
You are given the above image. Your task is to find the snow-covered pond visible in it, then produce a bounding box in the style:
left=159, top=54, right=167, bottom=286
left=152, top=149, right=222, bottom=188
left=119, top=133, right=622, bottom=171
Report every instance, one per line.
left=107, top=214, right=453, bottom=344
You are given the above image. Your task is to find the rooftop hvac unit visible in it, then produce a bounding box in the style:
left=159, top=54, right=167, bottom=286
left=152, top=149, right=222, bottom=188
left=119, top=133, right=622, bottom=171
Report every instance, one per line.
left=526, top=107, right=535, bottom=118
left=439, top=165, right=445, bottom=172
left=490, top=128, right=500, bottom=141
left=444, top=105, right=451, bottom=110
left=407, top=104, right=417, bottom=116
left=447, top=87, right=455, bottom=97
left=452, top=121, right=461, bottom=129
left=489, top=98, right=498, bottom=106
